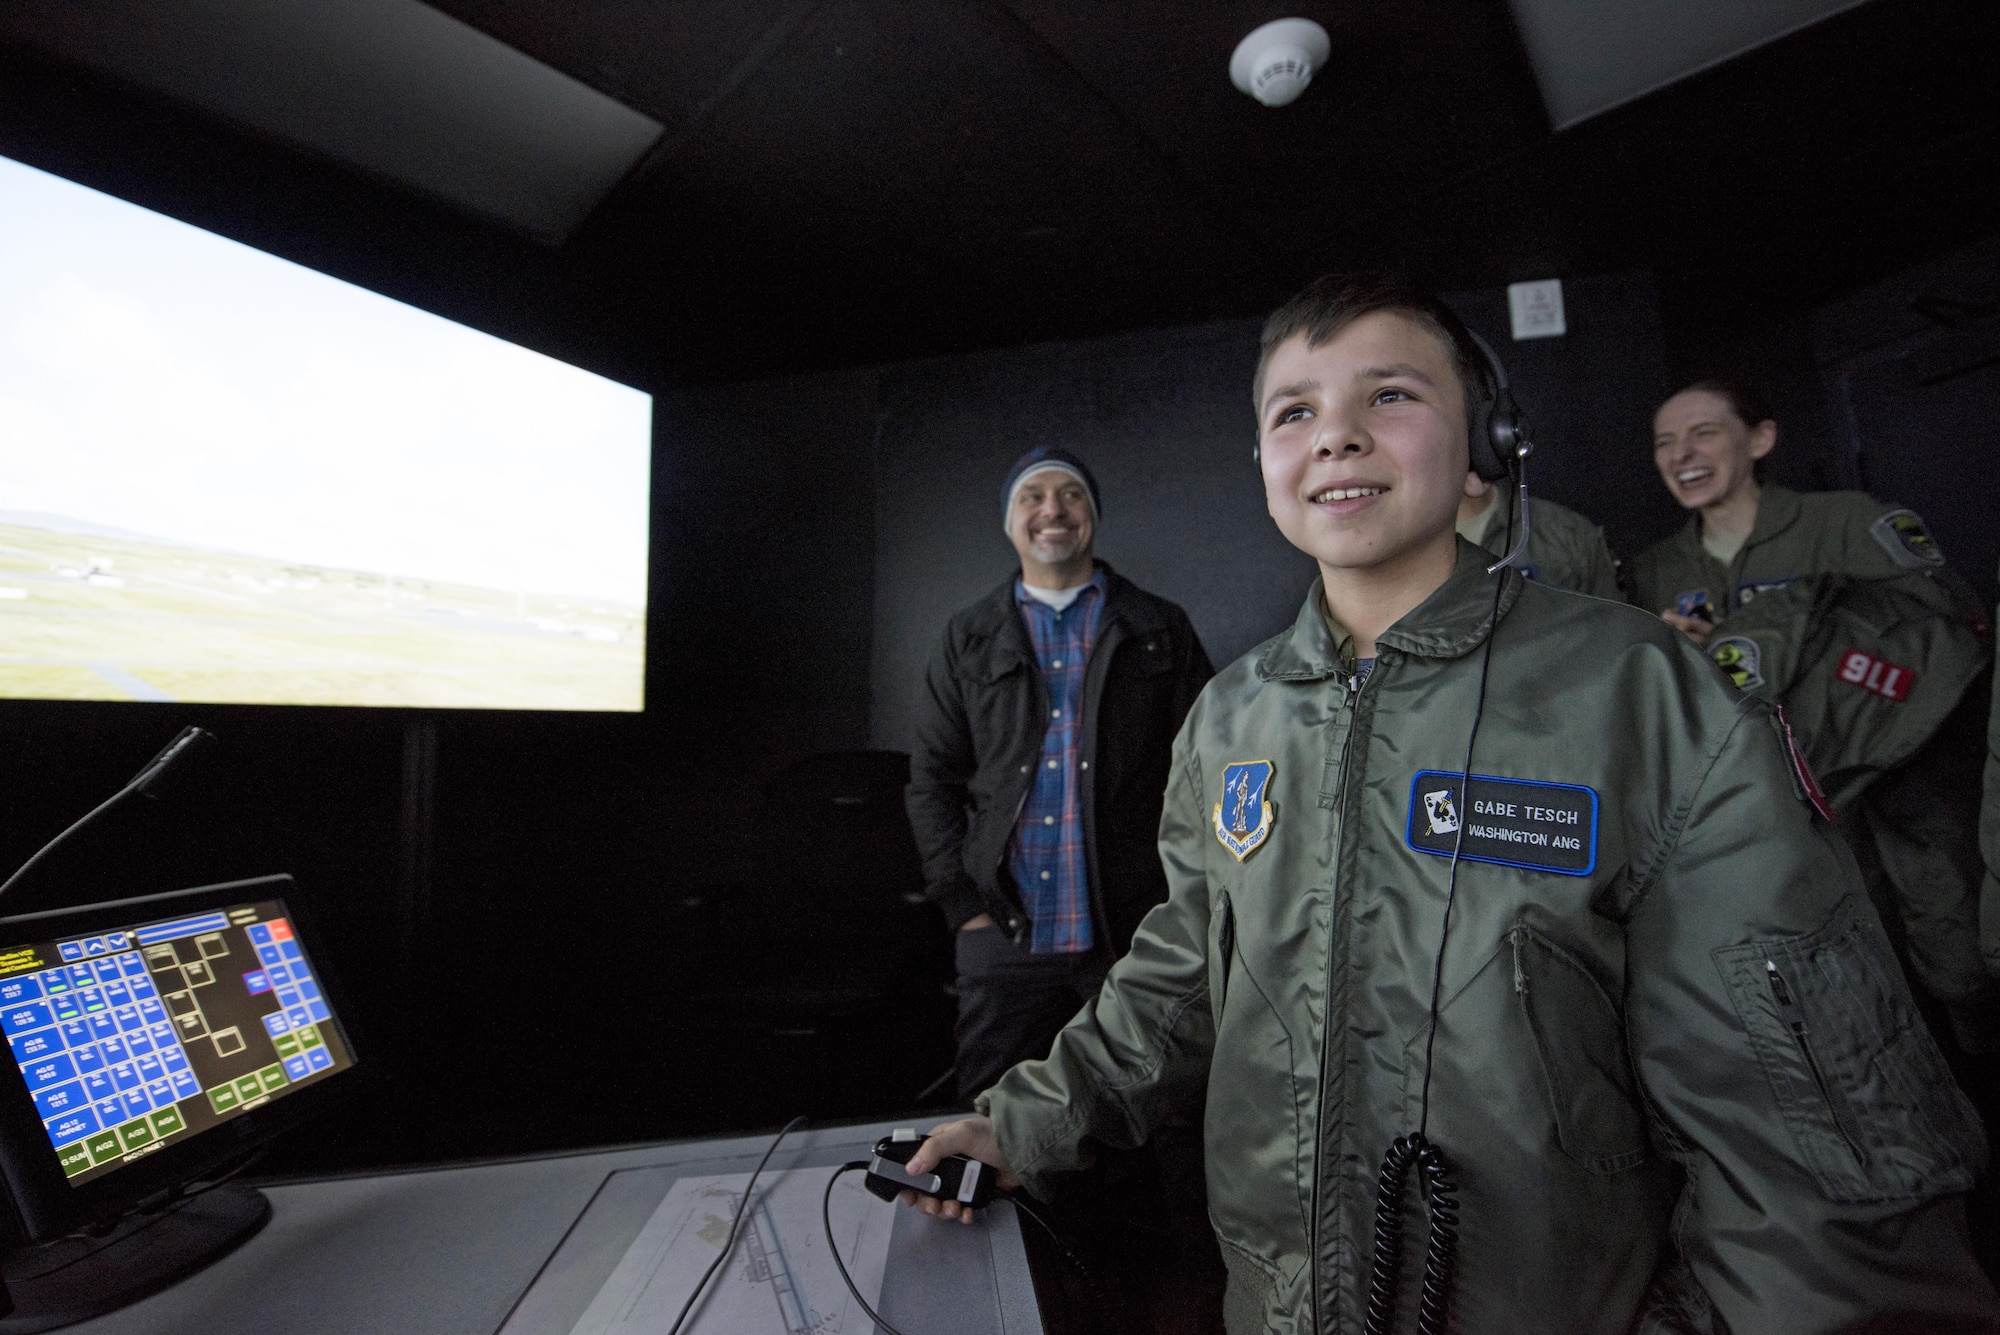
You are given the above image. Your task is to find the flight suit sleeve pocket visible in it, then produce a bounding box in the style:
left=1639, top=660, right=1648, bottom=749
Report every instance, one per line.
left=1511, top=926, right=1650, bottom=1174
left=1712, top=896, right=1982, bottom=1203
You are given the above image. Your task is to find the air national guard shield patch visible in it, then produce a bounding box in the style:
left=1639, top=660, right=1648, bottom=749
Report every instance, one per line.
left=1870, top=509, right=1944, bottom=569
left=1214, top=760, right=1275, bottom=862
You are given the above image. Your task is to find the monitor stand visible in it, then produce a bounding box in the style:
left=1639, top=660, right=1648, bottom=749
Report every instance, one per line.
left=0, top=1184, right=269, bottom=1333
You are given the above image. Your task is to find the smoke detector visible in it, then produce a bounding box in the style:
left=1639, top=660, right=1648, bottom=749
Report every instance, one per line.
left=1229, top=18, right=1331, bottom=108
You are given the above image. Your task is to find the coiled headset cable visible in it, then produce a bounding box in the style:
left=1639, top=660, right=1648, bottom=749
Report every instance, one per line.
left=1362, top=486, right=1515, bottom=1335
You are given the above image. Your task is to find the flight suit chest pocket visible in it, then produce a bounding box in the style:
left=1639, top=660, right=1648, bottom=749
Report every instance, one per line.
left=1512, top=926, right=1649, bottom=1174
left=1713, top=896, right=1982, bottom=1203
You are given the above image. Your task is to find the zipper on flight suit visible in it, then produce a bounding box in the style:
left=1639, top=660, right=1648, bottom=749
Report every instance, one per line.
left=1766, top=961, right=1865, bottom=1166
left=1310, top=667, right=1367, bottom=1335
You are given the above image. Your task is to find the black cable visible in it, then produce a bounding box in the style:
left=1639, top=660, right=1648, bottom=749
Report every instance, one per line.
left=1417, top=513, right=1509, bottom=1134
left=1367, top=503, right=1514, bottom=1335
left=821, top=1166, right=1121, bottom=1335
left=665, top=1114, right=807, bottom=1335
left=825, top=1163, right=910, bottom=1335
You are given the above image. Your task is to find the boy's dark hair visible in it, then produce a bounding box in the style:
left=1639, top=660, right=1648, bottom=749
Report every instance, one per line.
left=1253, top=273, right=1492, bottom=421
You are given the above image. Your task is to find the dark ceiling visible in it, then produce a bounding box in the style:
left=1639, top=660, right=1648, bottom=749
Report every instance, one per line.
left=2, top=0, right=1996, bottom=383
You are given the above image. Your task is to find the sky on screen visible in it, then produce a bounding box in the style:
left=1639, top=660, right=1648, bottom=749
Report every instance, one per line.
left=0, top=154, right=651, bottom=607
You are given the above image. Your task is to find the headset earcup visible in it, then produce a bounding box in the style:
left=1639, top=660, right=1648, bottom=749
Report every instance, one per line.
left=1468, top=397, right=1506, bottom=481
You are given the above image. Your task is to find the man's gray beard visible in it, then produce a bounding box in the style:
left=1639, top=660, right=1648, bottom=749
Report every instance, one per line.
left=1031, top=535, right=1082, bottom=564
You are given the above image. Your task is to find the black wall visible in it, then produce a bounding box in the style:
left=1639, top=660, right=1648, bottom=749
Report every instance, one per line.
left=869, top=272, right=1678, bottom=751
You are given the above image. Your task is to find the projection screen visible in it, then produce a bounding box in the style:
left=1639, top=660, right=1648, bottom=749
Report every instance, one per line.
left=0, top=153, right=651, bottom=711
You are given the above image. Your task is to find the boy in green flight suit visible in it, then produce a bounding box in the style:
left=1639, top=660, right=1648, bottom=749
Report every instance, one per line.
left=897, top=276, right=1995, bottom=1333
left=1631, top=383, right=1996, bottom=1058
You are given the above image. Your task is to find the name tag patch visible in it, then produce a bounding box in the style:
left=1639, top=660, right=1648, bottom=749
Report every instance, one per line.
left=1837, top=648, right=1914, bottom=701
left=1406, top=771, right=1598, bottom=876
left=1735, top=575, right=1797, bottom=607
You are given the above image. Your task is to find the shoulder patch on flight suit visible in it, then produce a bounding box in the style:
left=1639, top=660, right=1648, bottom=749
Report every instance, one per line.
left=1870, top=508, right=1945, bottom=569
left=1213, top=760, right=1275, bottom=861
left=1709, top=635, right=1765, bottom=691
left=1406, top=772, right=1597, bottom=875
left=1836, top=648, right=1915, bottom=702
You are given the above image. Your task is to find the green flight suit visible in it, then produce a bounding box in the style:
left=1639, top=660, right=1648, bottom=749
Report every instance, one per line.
left=1627, top=484, right=1916, bottom=619
left=980, top=541, right=1993, bottom=1334
left=1462, top=492, right=1621, bottom=600
left=1631, top=487, right=1996, bottom=1051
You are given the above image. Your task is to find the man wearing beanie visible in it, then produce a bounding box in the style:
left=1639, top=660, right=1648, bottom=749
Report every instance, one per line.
left=908, top=445, right=1213, bottom=1101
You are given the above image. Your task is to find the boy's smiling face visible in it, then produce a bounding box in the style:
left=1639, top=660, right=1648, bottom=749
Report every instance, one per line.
left=1256, top=310, right=1474, bottom=579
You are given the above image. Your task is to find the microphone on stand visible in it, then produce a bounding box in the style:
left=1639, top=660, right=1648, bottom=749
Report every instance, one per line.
left=0, top=726, right=217, bottom=901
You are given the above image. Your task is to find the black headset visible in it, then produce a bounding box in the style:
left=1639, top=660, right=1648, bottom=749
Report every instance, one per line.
left=1465, top=331, right=1530, bottom=483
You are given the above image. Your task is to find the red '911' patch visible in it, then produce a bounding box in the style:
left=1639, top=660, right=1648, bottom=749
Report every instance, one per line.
left=1837, top=649, right=1914, bottom=702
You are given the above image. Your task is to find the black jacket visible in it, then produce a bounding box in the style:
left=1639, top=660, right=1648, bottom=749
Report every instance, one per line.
left=906, top=563, right=1213, bottom=950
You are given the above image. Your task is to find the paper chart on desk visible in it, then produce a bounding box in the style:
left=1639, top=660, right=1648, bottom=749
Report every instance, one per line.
left=567, top=1167, right=891, bottom=1335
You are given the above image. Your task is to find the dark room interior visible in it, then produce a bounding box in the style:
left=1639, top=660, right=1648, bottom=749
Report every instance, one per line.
left=0, top=2, right=1996, bottom=1332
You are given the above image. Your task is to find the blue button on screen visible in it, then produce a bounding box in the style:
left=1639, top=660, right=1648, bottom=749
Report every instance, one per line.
left=57, top=943, right=83, bottom=962
left=247, top=924, right=273, bottom=946
left=282, top=1054, right=311, bottom=1080
left=0, top=976, right=43, bottom=1005
left=22, top=1053, right=76, bottom=1091
left=275, top=987, right=301, bottom=1008
left=70, top=1043, right=105, bottom=1074
left=170, top=1069, right=200, bottom=1099
left=32, top=1080, right=87, bottom=1119
left=9, top=1029, right=59, bottom=1062
left=160, top=1045, right=188, bottom=1073
left=306, top=1045, right=334, bottom=1072
left=45, top=1109, right=98, bottom=1147
left=255, top=944, right=283, bottom=968
left=2, top=1003, right=53, bottom=1037
left=109, top=1063, right=141, bottom=1092
left=263, top=1012, right=290, bottom=1036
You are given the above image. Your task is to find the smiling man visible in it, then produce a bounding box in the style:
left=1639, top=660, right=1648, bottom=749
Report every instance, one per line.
left=906, top=445, right=1212, bottom=1101
left=898, top=277, right=1996, bottom=1334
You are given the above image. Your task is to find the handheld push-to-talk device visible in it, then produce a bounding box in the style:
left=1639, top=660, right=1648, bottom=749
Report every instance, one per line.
left=1361, top=330, right=1533, bottom=1335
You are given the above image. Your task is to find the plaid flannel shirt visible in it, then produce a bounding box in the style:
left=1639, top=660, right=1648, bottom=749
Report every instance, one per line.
left=1007, top=571, right=1105, bottom=953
